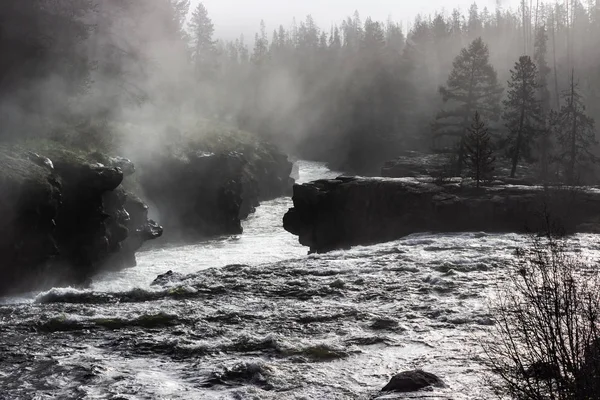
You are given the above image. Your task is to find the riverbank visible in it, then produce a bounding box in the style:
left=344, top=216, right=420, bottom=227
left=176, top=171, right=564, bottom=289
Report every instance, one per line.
left=284, top=176, right=600, bottom=253
left=0, top=124, right=294, bottom=296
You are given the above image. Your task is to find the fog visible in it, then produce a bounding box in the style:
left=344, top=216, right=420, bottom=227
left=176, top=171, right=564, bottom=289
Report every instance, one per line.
left=1, top=0, right=599, bottom=177
left=197, top=0, right=520, bottom=40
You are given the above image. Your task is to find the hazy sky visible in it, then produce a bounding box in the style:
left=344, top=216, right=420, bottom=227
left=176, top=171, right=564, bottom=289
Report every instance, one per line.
left=194, top=0, right=521, bottom=41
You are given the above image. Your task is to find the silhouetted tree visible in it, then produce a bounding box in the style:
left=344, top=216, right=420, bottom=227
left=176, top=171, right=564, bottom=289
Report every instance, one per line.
left=503, top=55, right=543, bottom=178
left=534, top=25, right=554, bottom=182
left=433, top=37, right=503, bottom=170
left=189, top=2, right=217, bottom=77
left=551, top=70, right=598, bottom=185
left=485, top=234, right=600, bottom=399
left=253, top=20, right=269, bottom=64
left=464, top=111, right=495, bottom=187
left=0, top=0, right=96, bottom=131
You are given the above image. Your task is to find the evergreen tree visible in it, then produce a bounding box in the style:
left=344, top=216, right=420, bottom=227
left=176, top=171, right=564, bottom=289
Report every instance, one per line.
left=468, top=4, right=483, bottom=38
left=551, top=70, right=598, bottom=185
left=0, top=0, right=95, bottom=113
left=464, top=111, right=495, bottom=187
left=503, top=55, right=543, bottom=178
left=170, top=0, right=191, bottom=41
left=189, top=3, right=217, bottom=77
left=252, top=20, right=269, bottom=65
left=433, top=37, right=503, bottom=170
left=534, top=25, right=554, bottom=182
left=534, top=26, right=552, bottom=111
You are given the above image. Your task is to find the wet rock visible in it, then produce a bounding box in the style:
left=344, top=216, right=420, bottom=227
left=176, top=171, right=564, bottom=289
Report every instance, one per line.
left=370, top=318, right=400, bottom=331
left=138, top=142, right=293, bottom=240
left=284, top=176, right=600, bottom=253
left=151, top=270, right=185, bottom=286
left=26, top=151, right=54, bottom=170
left=201, top=362, right=274, bottom=390
left=138, top=151, right=247, bottom=238
left=381, top=370, right=446, bottom=392
left=329, top=279, right=346, bottom=289
left=90, top=152, right=136, bottom=177
left=0, top=145, right=162, bottom=296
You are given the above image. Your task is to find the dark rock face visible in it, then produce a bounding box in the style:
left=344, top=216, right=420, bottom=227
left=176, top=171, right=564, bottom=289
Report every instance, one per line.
left=251, top=146, right=294, bottom=200
left=139, top=147, right=293, bottom=240
left=0, top=149, right=162, bottom=296
left=381, top=370, right=446, bottom=392
left=284, top=176, right=600, bottom=253
left=139, top=151, right=249, bottom=238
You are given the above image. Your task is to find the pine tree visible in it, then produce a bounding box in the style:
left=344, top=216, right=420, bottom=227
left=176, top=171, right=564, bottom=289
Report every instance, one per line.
left=433, top=37, right=503, bottom=170
left=169, top=0, right=191, bottom=42
left=551, top=70, right=598, bottom=185
left=534, top=26, right=552, bottom=111
left=464, top=111, right=496, bottom=187
left=468, top=4, right=483, bottom=38
left=503, top=55, right=543, bottom=178
left=252, top=20, right=269, bottom=65
left=189, top=3, right=216, bottom=77
left=534, top=25, right=554, bottom=182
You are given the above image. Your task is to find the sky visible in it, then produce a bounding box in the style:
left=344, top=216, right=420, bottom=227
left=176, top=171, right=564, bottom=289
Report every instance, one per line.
left=193, top=0, right=522, bottom=41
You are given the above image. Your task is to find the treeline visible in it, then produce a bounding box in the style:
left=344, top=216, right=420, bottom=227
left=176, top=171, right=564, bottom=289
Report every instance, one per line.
left=0, top=0, right=196, bottom=152
left=1, top=1, right=599, bottom=178
left=205, top=2, right=600, bottom=174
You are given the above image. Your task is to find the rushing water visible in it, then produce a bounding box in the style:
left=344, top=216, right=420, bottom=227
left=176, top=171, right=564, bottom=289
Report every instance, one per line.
left=2, top=161, right=600, bottom=400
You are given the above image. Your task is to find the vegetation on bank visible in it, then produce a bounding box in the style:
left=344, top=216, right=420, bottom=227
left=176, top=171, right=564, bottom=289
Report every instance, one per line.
left=485, top=232, right=600, bottom=399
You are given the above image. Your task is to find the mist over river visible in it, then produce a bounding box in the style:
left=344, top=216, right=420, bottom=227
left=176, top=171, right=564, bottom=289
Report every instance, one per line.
left=2, top=161, right=600, bottom=400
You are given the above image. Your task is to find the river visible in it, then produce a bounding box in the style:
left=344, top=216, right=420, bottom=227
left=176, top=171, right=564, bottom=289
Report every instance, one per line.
left=1, top=161, right=600, bottom=399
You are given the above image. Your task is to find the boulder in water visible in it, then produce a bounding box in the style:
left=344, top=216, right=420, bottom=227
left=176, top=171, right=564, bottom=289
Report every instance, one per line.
left=381, top=370, right=446, bottom=392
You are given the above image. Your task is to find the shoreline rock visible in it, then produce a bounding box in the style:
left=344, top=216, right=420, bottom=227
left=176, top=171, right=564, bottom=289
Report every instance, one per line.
left=0, top=146, right=162, bottom=296
left=283, top=176, right=600, bottom=253
left=136, top=135, right=294, bottom=241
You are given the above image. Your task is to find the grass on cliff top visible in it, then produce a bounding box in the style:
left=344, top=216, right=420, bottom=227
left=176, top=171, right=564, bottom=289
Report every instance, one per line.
left=183, top=119, right=281, bottom=164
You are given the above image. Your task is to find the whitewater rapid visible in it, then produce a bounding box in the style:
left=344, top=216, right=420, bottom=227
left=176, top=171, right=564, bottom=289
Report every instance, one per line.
left=2, top=161, right=600, bottom=399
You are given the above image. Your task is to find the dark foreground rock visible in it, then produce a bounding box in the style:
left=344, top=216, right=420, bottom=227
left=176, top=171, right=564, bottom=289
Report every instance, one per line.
left=283, top=176, right=600, bottom=253
left=381, top=370, right=446, bottom=392
left=0, top=146, right=162, bottom=296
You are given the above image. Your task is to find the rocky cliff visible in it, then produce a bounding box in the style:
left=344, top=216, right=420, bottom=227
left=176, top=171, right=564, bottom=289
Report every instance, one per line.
left=136, top=126, right=294, bottom=240
left=0, top=146, right=162, bottom=296
left=283, top=176, right=600, bottom=253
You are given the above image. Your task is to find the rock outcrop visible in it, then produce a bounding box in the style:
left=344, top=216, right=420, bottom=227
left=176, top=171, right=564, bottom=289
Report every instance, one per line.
left=283, top=176, right=600, bottom=253
left=137, top=134, right=294, bottom=240
left=0, top=146, right=162, bottom=296
left=139, top=151, right=249, bottom=238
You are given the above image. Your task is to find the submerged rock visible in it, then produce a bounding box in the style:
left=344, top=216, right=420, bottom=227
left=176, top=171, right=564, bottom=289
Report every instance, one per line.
left=201, top=362, right=274, bottom=390
left=151, top=270, right=185, bottom=286
left=0, top=145, right=162, bottom=296
left=284, top=176, right=600, bottom=253
left=381, top=370, right=446, bottom=392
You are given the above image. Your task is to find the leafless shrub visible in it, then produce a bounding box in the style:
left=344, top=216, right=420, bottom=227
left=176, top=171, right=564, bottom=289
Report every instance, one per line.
left=484, top=234, right=600, bottom=399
